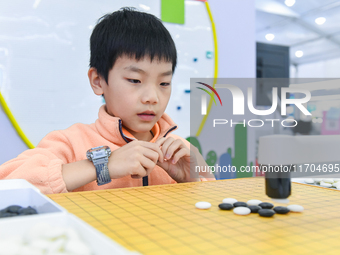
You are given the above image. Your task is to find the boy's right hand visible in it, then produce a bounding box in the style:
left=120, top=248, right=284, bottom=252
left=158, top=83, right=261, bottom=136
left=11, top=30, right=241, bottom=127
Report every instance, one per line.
left=108, top=140, right=164, bottom=179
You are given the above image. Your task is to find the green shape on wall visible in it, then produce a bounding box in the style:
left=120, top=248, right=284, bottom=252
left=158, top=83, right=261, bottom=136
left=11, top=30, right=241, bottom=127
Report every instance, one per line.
left=232, top=124, right=251, bottom=178
left=161, top=0, right=185, bottom=24
left=206, top=150, right=217, bottom=167
left=186, top=136, right=202, bottom=155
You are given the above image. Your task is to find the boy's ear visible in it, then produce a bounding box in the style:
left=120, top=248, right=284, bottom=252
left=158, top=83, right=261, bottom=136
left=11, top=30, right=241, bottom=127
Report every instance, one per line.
left=88, top=67, right=106, bottom=96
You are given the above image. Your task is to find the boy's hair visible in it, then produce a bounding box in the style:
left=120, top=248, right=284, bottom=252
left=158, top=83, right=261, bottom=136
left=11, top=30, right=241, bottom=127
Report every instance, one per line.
left=90, top=7, right=177, bottom=83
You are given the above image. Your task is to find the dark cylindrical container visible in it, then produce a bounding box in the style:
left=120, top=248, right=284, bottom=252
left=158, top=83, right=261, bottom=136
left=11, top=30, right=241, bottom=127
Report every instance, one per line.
left=264, top=167, right=291, bottom=199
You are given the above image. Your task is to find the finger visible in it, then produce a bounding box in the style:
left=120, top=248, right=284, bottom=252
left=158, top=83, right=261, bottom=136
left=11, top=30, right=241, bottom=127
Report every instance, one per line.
left=164, top=139, right=184, bottom=160
left=139, top=141, right=164, bottom=163
left=130, top=161, right=148, bottom=178
left=171, top=148, right=190, bottom=164
left=156, top=159, right=169, bottom=171
left=139, top=154, right=156, bottom=176
left=156, top=160, right=181, bottom=183
left=155, top=137, right=167, bottom=147
left=142, top=148, right=159, bottom=164
left=160, top=137, right=175, bottom=159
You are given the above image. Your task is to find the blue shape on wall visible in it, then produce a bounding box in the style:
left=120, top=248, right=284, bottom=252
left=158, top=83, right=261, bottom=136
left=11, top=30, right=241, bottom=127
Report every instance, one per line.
left=206, top=51, right=213, bottom=59
left=218, top=148, right=235, bottom=179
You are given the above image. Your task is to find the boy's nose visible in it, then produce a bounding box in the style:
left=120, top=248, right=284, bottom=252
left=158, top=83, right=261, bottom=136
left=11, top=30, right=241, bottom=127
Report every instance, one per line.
left=141, top=89, right=159, bottom=104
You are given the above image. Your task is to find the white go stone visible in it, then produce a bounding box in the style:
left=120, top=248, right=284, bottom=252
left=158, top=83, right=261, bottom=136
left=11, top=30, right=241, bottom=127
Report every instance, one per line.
left=233, top=207, right=251, bottom=215
left=222, top=198, right=237, bottom=204
left=247, top=199, right=262, bottom=206
left=304, top=179, right=314, bottom=184
left=0, top=237, right=22, bottom=255
left=333, top=182, right=340, bottom=189
left=287, top=205, right=304, bottom=212
left=313, top=178, right=323, bottom=184
left=320, top=181, right=332, bottom=188
left=195, top=202, right=211, bottom=209
left=322, top=179, right=334, bottom=184
left=333, top=178, right=340, bottom=183
left=0, top=224, right=92, bottom=255
left=65, top=239, right=92, bottom=255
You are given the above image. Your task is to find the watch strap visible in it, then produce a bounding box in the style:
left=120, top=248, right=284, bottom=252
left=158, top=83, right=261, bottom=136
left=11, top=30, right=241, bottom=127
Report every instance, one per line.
left=93, top=157, right=111, bottom=186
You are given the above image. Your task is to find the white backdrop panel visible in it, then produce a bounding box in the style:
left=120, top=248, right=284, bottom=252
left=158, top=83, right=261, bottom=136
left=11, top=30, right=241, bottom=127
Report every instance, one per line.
left=0, top=0, right=214, bottom=147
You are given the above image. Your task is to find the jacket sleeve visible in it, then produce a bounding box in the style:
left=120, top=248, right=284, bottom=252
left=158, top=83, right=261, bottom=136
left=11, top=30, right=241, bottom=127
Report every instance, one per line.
left=0, top=131, right=75, bottom=194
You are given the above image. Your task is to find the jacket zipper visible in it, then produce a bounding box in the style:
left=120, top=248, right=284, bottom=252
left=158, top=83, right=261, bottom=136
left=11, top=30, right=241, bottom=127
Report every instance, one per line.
left=119, top=119, right=178, bottom=142
left=163, top=126, right=178, bottom=138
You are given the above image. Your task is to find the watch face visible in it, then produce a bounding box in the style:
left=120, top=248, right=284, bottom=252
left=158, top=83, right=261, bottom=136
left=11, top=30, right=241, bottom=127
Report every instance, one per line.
left=87, top=146, right=111, bottom=160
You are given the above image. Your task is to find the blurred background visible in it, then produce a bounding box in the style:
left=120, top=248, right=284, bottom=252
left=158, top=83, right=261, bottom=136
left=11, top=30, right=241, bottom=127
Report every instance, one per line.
left=256, top=0, right=340, bottom=138
left=1, top=0, right=340, bottom=180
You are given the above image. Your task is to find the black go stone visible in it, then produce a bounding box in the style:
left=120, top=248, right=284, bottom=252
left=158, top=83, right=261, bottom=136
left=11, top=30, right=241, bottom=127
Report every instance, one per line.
left=218, top=203, right=233, bottom=210
left=259, top=202, right=274, bottom=209
left=273, top=206, right=290, bottom=214
left=248, top=205, right=262, bottom=213
left=18, top=206, right=38, bottom=215
left=0, top=205, right=38, bottom=218
left=6, top=205, right=22, bottom=213
left=233, top=202, right=248, bottom=207
left=258, top=209, right=275, bottom=217
left=1, top=212, right=17, bottom=217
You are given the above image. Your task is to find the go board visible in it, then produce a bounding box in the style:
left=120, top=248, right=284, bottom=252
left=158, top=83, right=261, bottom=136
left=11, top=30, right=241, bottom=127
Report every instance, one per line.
left=48, top=178, right=340, bottom=255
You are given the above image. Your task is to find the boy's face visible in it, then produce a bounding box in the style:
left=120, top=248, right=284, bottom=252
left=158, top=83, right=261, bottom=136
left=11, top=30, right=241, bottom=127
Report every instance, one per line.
left=94, top=56, right=173, bottom=141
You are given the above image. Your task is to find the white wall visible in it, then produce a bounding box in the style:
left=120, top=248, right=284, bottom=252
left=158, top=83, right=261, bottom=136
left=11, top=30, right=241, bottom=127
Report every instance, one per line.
left=0, top=0, right=256, bottom=166
left=0, top=106, right=28, bottom=164
left=193, top=0, right=256, bottom=178
left=290, top=57, right=340, bottom=137
left=209, top=0, right=255, bottom=78
left=291, top=57, right=340, bottom=78
left=0, top=0, right=214, bottom=164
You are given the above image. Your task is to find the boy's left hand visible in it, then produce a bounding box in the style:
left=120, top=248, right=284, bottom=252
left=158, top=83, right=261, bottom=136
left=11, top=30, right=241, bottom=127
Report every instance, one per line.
left=155, top=137, right=200, bottom=183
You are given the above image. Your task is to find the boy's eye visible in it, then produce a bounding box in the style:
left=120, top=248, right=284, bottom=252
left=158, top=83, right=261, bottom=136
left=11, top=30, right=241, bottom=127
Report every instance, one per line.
left=160, top=82, right=171, bottom=86
left=127, top=79, right=141, bottom=84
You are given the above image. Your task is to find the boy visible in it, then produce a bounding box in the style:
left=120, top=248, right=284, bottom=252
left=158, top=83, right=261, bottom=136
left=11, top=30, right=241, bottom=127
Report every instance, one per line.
left=0, top=8, right=215, bottom=194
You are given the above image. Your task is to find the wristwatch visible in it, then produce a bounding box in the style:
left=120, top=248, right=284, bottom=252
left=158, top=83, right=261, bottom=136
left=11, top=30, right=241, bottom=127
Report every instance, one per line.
left=86, top=146, right=112, bottom=186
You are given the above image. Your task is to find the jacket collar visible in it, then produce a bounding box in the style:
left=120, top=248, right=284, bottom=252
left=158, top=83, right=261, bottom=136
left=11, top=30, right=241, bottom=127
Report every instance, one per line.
left=95, top=105, right=178, bottom=145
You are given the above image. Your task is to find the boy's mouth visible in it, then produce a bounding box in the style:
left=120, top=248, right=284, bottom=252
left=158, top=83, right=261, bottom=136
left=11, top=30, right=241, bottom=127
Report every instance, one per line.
left=137, top=111, right=156, bottom=121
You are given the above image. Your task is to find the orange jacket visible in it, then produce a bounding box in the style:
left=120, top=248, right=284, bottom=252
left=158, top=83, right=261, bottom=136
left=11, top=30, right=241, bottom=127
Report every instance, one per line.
left=0, top=105, right=191, bottom=194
